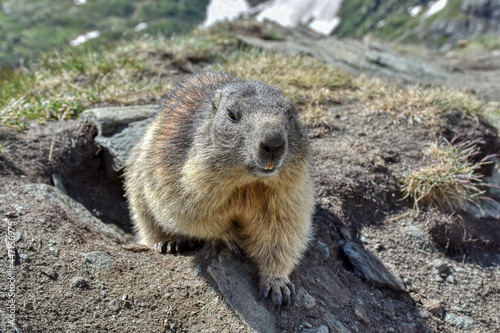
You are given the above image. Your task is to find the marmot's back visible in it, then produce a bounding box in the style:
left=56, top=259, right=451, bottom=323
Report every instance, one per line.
left=124, top=71, right=314, bottom=310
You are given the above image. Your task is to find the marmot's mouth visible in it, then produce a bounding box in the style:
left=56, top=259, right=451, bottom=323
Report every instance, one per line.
left=252, top=164, right=280, bottom=177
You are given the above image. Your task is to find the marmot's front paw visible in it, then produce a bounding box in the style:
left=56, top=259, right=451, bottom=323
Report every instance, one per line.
left=154, top=239, right=200, bottom=254
left=259, top=276, right=295, bottom=311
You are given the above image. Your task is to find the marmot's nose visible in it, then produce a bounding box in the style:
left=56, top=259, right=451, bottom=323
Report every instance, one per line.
left=260, top=134, right=285, bottom=159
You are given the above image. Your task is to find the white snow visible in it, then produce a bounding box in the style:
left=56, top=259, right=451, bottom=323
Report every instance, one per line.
left=255, top=0, right=343, bottom=35
left=203, top=0, right=250, bottom=27
left=135, top=22, right=148, bottom=32
left=203, top=0, right=343, bottom=36
left=422, top=0, right=448, bottom=19
left=69, top=31, right=100, bottom=47
left=408, top=5, right=423, bottom=17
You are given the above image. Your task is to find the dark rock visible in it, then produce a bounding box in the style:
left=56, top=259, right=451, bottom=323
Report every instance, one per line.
left=207, top=249, right=276, bottom=333
left=342, top=241, right=405, bottom=292
left=81, top=105, right=159, bottom=173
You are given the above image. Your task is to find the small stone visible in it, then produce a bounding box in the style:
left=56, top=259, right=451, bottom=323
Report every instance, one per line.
left=108, top=299, right=121, bottom=312
left=13, top=231, right=22, bottom=243
left=302, top=324, right=329, bottom=333
left=20, top=253, right=31, bottom=263
left=121, top=294, right=129, bottom=301
left=303, top=321, right=313, bottom=328
left=49, top=246, right=59, bottom=255
left=354, top=304, right=371, bottom=325
left=431, top=259, right=451, bottom=276
left=444, top=313, right=476, bottom=330
left=314, top=241, right=330, bottom=261
left=40, top=268, right=58, bottom=280
left=70, top=276, right=90, bottom=289
left=194, top=264, right=203, bottom=277
left=297, top=288, right=317, bottom=309
left=82, top=251, right=114, bottom=272
left=446, top=275, right=456, bottom=284
left=422, top=299, right=444, bottom=319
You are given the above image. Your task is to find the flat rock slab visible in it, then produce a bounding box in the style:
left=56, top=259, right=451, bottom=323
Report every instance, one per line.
left=342, top=241, right=405, bottom=292
left=81, top=105, right=159, bottom=173
left=19, top=183, right=127, bottom=243
left=207, top=250, right=276, bottom=333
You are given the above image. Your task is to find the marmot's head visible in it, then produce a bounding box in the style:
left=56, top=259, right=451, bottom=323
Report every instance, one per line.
left=207, top=80, right=309, bottom=178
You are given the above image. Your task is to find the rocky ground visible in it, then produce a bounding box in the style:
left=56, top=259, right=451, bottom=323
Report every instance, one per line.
left=1, top=27, right=500, bottom=333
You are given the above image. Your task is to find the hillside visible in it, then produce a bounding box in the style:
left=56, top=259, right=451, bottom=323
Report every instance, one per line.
left=1, top=20, right=500, bottom=332
left=333, top=0, right=500, bottom=49
left=0, top=0, right=210, bottom=67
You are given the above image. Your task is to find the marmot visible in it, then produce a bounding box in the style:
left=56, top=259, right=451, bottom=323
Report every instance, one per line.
left=124, top=71, right=314, bottom=309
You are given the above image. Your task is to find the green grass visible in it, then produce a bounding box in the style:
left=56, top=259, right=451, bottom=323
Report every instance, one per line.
left=1, top=20, right=498, bottom=132
left=0, top=0, right=211, bottom=67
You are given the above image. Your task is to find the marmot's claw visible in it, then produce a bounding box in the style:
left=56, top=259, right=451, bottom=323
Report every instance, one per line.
left=155, top=239, right=202, bottom=254
left=259, top=277, right=295, bottom=311
left=154, top=241, right=167, bottom=254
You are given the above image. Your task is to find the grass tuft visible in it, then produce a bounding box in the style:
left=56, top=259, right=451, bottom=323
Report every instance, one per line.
left=402, top=136, right=495, bottom=212
left=359, top=82, right=491, bottom=126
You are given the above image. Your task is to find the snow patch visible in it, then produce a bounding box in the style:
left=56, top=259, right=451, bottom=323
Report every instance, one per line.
left=203, top=0, right=250, bottom=27
left=255, top=0, right=343, bottom=35
left=70, top=31, right=100, bottom=47
left=135, top=23, right=148, bottom=32
left=423, top=0, right=448, bottom=19
left=408, top=5, right=423, bottom=17
left=203, top=0, right=343, bottom=36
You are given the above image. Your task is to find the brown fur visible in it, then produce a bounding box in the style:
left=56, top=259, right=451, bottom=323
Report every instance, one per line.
left=124, top=71, right=314, bottom=307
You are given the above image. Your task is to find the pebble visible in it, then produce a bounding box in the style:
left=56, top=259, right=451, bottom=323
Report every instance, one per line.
left=315, top=240, right=330, bottom=261
left=108, top=299, right=121, bottom=312
left=70, top=276, right=90, bottom=289
left=82, top=251, right=114, bottom=271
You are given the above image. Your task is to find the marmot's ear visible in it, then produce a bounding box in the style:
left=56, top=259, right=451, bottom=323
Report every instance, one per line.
left=213, top=90, right=223, bottom=111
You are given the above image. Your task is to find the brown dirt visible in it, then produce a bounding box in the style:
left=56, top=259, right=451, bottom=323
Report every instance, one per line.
left=1, top=49, right=500, bottom=333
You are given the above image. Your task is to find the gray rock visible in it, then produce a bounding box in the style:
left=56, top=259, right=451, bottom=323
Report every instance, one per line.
left=311, top=240, right=330, bottom=262
left=71, top=276, right=90, bottom=289
left=324, top=312, right=351, bottom=333
left=108, top=299, right=121, bottom=312
left=303, top=324, right=329, bottom=333
left=51, top=173, right=67, bottom=195
left=207, top=249, right=276, bottom=333
left=82, top=251, right=114, bottom=272
left=296, top=287, right=317, bottom=309
left=19, top=184, right=126, bottom=242
left=444, top=313, right=477, bottom=330
left=239, top=34, right=446, bottom=83
left=81, top=105, right=159, bottom=173
left=342, top=241, right=405, bottom=292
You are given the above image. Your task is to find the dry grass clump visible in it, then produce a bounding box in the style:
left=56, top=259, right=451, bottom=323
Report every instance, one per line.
left=402, top=137, right=494, bottom=212
left=217, top=53, right=356, bottom=127
left=357, top=77, right=493, bottom=126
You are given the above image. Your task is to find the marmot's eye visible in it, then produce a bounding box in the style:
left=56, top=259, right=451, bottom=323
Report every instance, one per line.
left=227, top=109, right=237, bottom=121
